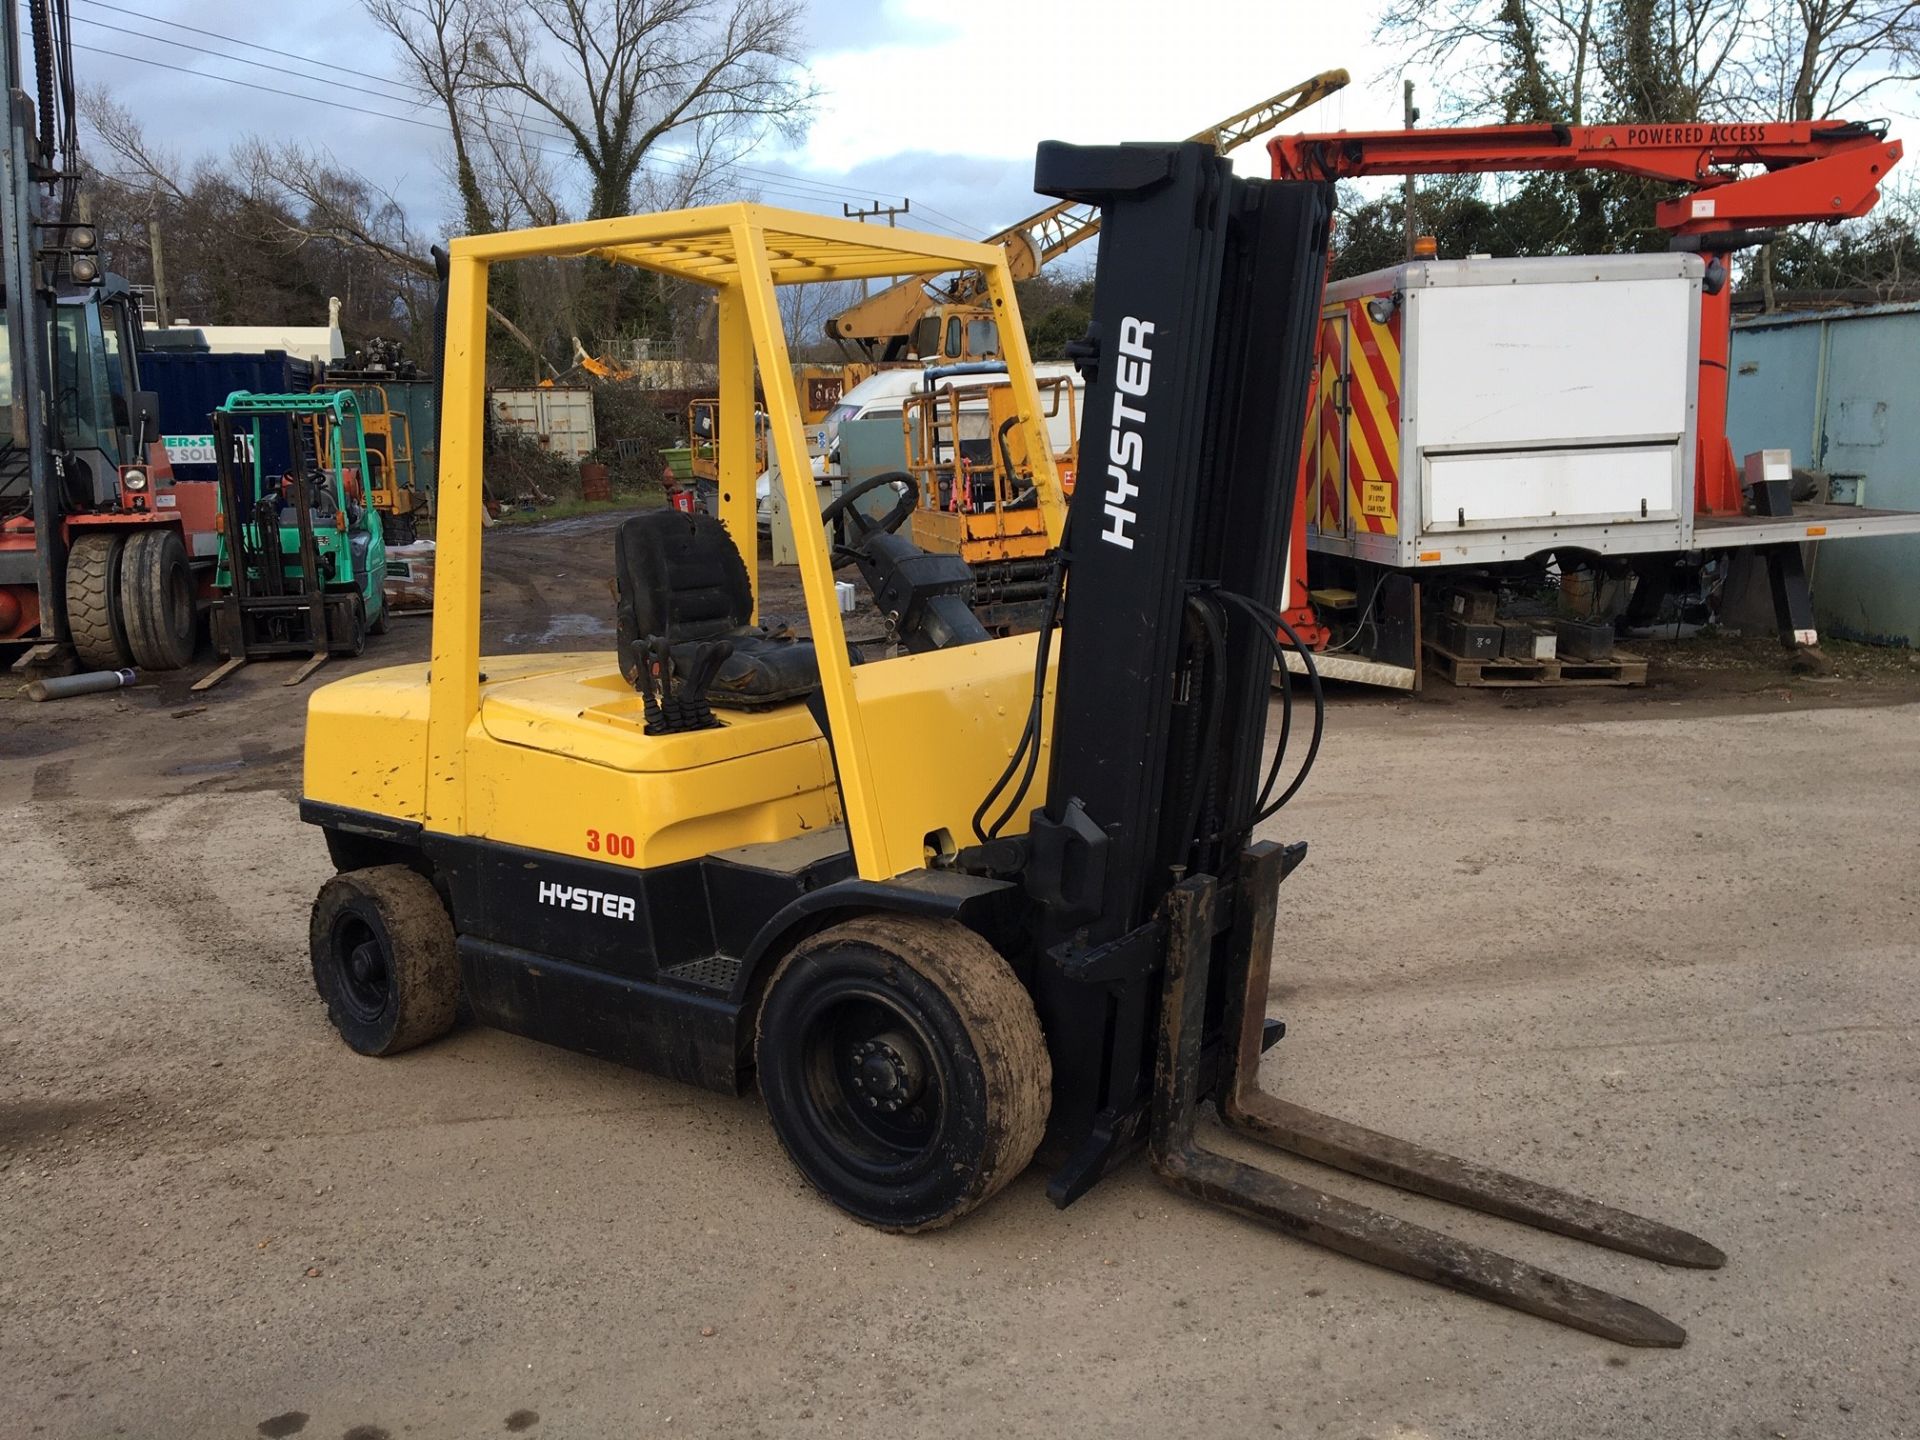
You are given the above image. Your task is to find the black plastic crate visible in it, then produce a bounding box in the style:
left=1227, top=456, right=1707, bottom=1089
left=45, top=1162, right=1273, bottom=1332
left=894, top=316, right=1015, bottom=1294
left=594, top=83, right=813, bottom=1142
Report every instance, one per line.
left=1437, top=615, right=1502, bottom=660
left=1443, top=586, right=1499, bottom=624
left=1554, top=617, right=1614, bottom=661
left=1499, top=620, right=1557, bottom=661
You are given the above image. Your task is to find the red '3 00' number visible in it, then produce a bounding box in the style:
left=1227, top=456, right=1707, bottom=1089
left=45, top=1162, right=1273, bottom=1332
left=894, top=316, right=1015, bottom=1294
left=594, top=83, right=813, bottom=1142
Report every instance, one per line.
left=586, top=829, right=636, bottom=858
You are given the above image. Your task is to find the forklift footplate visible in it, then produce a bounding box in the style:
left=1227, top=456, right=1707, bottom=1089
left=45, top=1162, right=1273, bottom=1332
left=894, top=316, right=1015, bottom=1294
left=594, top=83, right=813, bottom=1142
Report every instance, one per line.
left=1148, top=848, right=1724, bottom=1347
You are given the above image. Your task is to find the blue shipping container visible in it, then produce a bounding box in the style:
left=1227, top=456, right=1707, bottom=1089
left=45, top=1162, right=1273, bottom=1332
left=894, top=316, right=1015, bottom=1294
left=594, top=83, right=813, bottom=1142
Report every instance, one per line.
left=142, top=349, right=318, bottom=484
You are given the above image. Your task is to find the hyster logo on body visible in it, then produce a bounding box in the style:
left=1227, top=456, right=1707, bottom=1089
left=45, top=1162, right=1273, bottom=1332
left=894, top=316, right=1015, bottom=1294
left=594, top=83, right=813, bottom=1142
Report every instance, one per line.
left=1102, top=316, right=1155, bottom=550
left=538, top=880, right=638, bottom=922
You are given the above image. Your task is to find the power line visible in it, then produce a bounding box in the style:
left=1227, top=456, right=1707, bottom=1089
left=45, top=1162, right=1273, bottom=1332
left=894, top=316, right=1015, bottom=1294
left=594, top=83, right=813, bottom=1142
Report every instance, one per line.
left=73, top=41, right=469, bottom=138
left=77, top=0, right=957, bottom=220
left=71, top=0, right=588, bottom=147
left=72, top=14, right=445, bottom=115
left=74, top=0, right=437, bottom=93
left=72, top=40, right=919, bottom=221
left=911, top=200, right=983, bottom=236
left=79, top=0, right=982, bottom=232
left=71, top=22, right=978, bottom=236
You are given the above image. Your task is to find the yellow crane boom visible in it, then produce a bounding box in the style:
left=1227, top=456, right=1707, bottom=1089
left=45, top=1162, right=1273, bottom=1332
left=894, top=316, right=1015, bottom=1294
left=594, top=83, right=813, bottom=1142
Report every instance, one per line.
left=822, top=68, right=1350, bottom=359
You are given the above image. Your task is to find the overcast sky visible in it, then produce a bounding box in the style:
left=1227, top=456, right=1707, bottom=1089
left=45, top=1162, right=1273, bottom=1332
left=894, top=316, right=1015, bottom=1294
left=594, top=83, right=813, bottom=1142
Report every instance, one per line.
left=71, top=0, right=1914, bottom=250
left=71, top=0, right=1399, bottom=244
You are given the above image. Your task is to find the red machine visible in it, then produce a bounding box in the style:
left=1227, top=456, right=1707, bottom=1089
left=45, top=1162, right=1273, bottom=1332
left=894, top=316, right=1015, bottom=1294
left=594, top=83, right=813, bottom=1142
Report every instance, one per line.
left=0, top=6, right=211, bottom=672
left=1268, top=119, right=1903, bottom=665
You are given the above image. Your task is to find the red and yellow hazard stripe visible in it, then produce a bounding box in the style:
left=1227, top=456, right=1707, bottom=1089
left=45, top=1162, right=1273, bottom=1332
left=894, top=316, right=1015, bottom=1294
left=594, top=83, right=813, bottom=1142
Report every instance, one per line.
left=1342, top=297, right=1401, bottom=537
left=1311, top=316, right=1344, bottom=534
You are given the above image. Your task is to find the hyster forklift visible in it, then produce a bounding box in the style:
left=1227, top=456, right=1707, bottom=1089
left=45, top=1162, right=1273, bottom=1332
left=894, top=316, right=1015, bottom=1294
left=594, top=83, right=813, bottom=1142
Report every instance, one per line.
left=301, top=145, right=1722, bottom=1346
left=203, top=390, right=389, bottom=689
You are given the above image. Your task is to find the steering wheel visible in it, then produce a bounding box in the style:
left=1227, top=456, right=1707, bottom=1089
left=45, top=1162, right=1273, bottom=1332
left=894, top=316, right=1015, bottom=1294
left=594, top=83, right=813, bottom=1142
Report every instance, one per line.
left=819, top=470, right=918, bottom=565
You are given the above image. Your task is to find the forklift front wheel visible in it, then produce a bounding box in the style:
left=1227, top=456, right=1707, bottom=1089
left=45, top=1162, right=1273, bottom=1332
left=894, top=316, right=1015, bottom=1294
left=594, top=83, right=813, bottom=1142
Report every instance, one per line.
left=756, top=917, right=1050, bottom=1233
left=328, top=593, right=368, bottom=658
left=210, top=603, right=235, bottom=661
left=310, top=865, right=458, bottom=1056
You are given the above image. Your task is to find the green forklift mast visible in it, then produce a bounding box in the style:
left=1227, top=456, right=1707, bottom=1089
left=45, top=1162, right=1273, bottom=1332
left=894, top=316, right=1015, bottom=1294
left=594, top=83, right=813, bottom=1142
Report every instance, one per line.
left=199, top=390, right=388, bottom=690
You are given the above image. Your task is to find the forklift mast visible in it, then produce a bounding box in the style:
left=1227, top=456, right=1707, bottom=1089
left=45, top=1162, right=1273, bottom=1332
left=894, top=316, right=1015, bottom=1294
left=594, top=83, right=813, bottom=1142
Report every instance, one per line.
left=0, top=0, right=62, bottom=641
left=1016, top=139, right=1333, bottom=1194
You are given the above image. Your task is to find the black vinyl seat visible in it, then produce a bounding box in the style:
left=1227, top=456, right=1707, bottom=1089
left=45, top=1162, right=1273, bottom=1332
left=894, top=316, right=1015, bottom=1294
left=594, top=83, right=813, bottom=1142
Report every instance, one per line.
left=613, top=509, right=819, bottom=709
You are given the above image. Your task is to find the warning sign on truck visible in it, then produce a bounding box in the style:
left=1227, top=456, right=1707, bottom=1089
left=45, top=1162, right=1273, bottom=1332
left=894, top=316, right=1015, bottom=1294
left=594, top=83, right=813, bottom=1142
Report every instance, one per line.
left=1362, top=480, right=1393, bottom=518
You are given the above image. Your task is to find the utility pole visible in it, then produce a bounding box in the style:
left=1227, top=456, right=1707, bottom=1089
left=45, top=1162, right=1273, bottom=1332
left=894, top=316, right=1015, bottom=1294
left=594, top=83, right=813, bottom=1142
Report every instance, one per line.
left=844, top=198, right=909, bottom=299
left=1402, top=80, right=1420, bottom=259
left=147, top=220, right=170, bottom=328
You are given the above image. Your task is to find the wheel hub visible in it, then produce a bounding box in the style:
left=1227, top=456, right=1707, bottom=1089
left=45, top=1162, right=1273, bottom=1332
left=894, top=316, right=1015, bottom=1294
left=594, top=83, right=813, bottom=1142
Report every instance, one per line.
left=847, top=1031, right=925, bottom=1114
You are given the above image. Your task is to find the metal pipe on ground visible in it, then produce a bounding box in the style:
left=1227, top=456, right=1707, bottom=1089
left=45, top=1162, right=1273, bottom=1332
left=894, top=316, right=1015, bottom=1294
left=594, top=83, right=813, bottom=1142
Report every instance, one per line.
left=25, top=668, right=137, bottom=701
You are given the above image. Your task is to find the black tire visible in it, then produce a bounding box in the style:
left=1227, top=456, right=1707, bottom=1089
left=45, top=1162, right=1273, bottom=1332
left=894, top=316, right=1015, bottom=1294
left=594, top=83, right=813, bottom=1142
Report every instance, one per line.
left=64, top=531, right=133, bottom=670
left=368, top=590, right=390, bottom=636
left=310, top=864, right=458, bottom=1056
left=119, top=528, right=199, bottom=671
left=327, top=591, right=367, bottom=657
left=756, top=916, right=1050, bottom=1232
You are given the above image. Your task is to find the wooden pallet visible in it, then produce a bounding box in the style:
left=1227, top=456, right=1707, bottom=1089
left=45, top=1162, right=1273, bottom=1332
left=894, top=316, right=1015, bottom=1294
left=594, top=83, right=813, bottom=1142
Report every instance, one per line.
left=1426, top=640, right=1647, bottom=688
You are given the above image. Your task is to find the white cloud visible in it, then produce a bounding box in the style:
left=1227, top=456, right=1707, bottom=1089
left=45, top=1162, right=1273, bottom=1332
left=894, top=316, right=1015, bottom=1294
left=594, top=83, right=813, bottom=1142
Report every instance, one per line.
left=787, top=0, right=1401, bottom=182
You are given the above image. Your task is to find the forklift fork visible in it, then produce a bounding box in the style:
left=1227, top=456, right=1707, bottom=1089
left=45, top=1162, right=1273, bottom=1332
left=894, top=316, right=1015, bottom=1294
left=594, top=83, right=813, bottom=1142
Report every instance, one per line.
left=1149, top=843, right=1725, bottom=1347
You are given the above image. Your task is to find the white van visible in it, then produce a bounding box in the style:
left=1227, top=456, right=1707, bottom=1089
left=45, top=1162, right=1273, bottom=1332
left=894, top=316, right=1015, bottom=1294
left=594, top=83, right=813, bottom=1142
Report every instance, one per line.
left=757, top=362, right=1083, bottom=530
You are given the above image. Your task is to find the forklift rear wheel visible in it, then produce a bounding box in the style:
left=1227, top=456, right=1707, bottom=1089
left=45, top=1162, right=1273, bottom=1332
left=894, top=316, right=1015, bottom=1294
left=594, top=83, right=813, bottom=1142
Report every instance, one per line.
left=756, top=916, right=1050, bottom=1232
left=368, top=596, right=390, bottom=636
left=310, top=865, right=458, bottom=1056
left=119, top=528, right=198, bottom=671
left=65, top=531, right=134, bottom=671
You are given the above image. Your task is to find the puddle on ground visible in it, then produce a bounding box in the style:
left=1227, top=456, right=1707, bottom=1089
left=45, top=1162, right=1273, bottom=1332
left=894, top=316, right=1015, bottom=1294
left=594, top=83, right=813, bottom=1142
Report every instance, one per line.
left=504, top=613, right=614, bottom=646
left=165, top=757, right=250, bottom=776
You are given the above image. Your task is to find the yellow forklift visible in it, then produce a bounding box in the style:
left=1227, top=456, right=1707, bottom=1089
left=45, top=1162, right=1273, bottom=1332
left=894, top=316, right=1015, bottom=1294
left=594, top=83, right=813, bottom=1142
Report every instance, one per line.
left=899, top=361, right=1078, bottom=630
left=299, top=160, right=1721, bottom=1345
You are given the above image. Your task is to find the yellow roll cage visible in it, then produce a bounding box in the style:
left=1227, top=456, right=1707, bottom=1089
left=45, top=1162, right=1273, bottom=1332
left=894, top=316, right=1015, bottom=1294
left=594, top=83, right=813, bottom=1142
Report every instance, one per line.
left=432, top=205, right=1067, bottom=878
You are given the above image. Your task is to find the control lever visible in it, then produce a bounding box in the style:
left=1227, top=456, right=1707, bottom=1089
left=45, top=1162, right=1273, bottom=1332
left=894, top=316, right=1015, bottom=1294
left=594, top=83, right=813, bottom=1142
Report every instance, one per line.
left=638, top=635, right=731, bottom=735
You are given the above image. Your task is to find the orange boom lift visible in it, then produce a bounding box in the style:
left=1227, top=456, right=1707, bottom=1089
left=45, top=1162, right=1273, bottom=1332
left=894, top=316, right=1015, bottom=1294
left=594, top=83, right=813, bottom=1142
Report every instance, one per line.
left=1272, top=120, right=1901, bottom=521
left=1268, top=119, right=1903, bottom=663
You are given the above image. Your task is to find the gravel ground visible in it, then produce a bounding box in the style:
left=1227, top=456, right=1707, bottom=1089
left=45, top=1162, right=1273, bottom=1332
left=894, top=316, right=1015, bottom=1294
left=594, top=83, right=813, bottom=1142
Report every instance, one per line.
left=2, top=512, right=1916, bottom=1440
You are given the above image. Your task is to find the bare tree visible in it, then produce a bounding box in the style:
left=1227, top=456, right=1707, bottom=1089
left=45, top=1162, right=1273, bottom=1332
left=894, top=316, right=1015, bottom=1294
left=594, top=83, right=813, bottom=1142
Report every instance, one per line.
left=1376, top=0, right=1602, bottom=122
left=364, top=0, right=497, bottom=235
left=778, top=279, right=862, bottom=360
left=1602, top=0, right=1749, bottom=122
left=472, top=0, right=817, bottom=221
left=83, top=91, right=553, bottom=368
left=1751, top=0, right=1920, bottom=119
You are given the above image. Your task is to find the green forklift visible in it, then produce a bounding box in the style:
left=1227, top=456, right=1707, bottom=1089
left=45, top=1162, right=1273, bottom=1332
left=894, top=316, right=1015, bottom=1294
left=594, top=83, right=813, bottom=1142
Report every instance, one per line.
left=198, top=391, right=389, bottom=690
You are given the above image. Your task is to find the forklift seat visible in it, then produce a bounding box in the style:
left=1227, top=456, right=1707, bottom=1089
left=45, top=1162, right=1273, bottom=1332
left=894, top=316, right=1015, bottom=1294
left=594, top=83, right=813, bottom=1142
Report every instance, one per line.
left=613, top=509, right=819, bottom=708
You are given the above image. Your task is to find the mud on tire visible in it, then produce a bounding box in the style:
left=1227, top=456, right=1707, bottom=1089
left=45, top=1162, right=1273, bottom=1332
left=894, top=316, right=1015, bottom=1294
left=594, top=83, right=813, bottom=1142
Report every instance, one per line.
left=119, top=528, right=199, bottom=671
left=64, top=531, right=133, bottom=670
left=756, top=915, right=1050, bottom=1232
left=310, top=864, right=458, bottom=1056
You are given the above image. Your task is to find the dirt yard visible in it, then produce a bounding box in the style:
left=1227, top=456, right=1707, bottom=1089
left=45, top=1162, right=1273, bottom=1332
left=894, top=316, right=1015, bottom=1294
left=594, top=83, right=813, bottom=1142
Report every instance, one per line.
left=3, top=511, right=1917, bottom=1440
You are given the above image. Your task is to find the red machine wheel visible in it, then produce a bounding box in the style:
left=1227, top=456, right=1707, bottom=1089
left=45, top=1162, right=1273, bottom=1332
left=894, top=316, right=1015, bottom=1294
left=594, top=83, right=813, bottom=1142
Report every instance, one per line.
left=119, top=528, right=199, bottom=671
left=64, top=531, right=133, bottom=670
